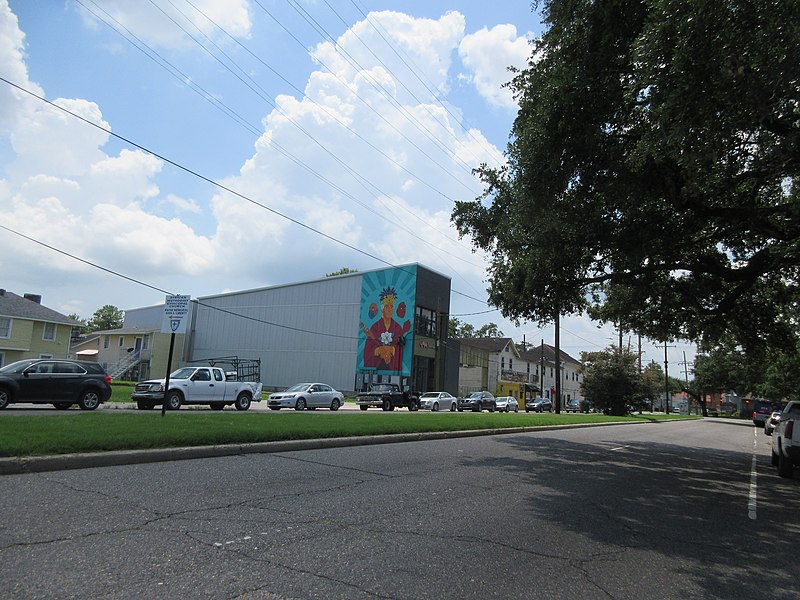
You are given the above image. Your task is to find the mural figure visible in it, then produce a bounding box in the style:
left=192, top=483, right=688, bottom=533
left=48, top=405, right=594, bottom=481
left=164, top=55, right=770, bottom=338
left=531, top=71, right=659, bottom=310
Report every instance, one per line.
left=360, top=286, right=411, bottom=372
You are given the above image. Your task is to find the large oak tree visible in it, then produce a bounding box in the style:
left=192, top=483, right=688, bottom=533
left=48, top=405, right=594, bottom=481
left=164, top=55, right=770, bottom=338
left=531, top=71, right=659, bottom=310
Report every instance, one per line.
left=452, top=0, right=799, bottom=350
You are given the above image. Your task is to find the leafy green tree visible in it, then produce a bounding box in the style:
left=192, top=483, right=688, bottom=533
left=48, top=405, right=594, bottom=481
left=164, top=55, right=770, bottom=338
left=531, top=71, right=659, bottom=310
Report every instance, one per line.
left=452, top=0, right=800, bottom=352
left=325, top=267, right=358, bottom=277
left=580, top=347, right=645, bottom=416
left=448, top=317, right=475, bottom=338
left=86, top=305, right=124, bottom=331
left=475, top=323, right=504, bottom=338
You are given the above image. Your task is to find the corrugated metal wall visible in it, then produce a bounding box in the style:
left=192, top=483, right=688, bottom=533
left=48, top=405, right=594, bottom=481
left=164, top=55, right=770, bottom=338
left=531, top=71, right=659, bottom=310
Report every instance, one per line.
left=189, top=275, right=361, bottom=392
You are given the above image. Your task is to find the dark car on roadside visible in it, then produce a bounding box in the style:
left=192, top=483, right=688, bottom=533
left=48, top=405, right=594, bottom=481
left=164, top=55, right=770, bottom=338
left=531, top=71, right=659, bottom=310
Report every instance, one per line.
left=526, top=397, right=553, bottom=413
left=0, top=358, right=112, bottom=410
left=458, top=391, right=496, bottom=412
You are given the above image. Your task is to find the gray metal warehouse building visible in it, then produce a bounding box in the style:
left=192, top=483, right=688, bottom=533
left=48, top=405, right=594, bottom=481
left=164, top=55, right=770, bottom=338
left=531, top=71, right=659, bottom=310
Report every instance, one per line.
left=183, top=264, right=456, bottom=394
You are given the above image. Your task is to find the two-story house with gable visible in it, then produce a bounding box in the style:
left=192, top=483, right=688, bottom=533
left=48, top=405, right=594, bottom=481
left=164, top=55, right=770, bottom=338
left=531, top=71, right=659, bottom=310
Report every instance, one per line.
left=0, top=289, right=81, bottom=367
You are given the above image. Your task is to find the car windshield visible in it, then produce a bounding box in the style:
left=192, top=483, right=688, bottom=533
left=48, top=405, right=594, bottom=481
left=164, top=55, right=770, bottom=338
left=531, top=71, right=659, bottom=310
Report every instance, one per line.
left=420, top=393, right=438, bottom=398
left=371, top=384, right=395, bottom=392
left=467, top=392, right=482, bottom=399
left=170, top=367, right=199, bottom=379
left=284, top=383, right=311, bottom=392
left=0, top=359, right=39, bottom=374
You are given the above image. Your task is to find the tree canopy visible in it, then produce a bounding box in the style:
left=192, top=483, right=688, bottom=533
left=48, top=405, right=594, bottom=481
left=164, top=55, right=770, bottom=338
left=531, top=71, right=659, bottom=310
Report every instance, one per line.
left=86, top=305, right=124, bottom=331
left=448, top=318, right=505, bottom=339
left=580, top=347, right=659, bottom=415
left=452, top=0, right=800, bottom=351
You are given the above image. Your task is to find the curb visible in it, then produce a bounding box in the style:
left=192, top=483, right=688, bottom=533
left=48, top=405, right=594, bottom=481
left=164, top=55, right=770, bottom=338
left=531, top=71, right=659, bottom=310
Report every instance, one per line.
left=0, top=420, right=659, bottom=476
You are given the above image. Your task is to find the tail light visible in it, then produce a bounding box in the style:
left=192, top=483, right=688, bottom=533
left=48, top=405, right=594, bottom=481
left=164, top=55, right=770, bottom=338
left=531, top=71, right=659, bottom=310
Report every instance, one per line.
left=786, top=420, right=794, bottom=438
left=753, top=411, right=757, bottom=418
left=104, top=375, right=112, bottom=384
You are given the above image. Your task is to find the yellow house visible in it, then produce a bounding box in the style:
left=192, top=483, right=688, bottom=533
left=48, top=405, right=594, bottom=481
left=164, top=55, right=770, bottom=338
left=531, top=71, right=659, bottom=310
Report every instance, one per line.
left=0, top=290, right=81, bottom=367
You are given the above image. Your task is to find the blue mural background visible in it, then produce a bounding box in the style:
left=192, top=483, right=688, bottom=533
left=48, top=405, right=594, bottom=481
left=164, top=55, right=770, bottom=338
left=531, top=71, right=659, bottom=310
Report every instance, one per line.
left=357, top=266, right=416, bottom=376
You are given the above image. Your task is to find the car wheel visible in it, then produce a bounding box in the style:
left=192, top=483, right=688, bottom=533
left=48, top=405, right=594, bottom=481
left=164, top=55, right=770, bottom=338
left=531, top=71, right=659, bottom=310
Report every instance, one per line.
left=137, top=401, right=155, bottom=410
left=771, top=449, right=779, bottom=466
left=210, top=403, right=225, bottom=411
left=234, top=393, right=251, bottom=411
left=450, top=402, right=456, bottom=412
left=295, top=398, right=307, bottom=411
left=330, top=398, right=340, bottom=411
left=514, top=406, right=519, bottom=413
left=382, top=399, right=392, bottom=411
left=457, top=408, right=463, bottom=412
left=432, top=402, right=439, bottom=412
left=78, top=389, right=101, bottom=410
left=165, top=391, right=183, bottom=411
left=53, top=402, right=72, bottom=410
left=525, top=408, right=530, bottom=412
left=0, top=387, right=10, bottom=409
left=359, top=405, right=369, bottom=411
left=489, top=404, right=495, bottom=413
left=778, top=448, right=794, bottom=478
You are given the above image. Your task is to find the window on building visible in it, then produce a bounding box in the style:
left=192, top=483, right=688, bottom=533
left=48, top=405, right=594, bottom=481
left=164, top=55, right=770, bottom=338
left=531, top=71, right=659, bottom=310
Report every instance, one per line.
left=119, top=337, right=124, bottom=347
left=501, top=357, right=505, bottom=369
left=414, top=306, right=437, bottom=338
left=509, top=359, right=513, bottom=370
left=143, top=335, right=149, bottom=350
left=0, top=317, right=10, bottom=338
left=104, top=336, right=110, bottom=349
left=42, top=322, right=56, bottom=341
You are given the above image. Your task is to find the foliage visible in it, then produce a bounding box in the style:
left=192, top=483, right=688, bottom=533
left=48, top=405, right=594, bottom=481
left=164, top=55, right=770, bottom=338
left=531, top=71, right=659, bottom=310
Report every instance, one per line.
left=325, top=267, right=358, bottom=277
left=581, top=347, right=660, bottom=415
left=86, top=305, right=124, bottom=331
left=448, top=318, right=504, bottom=339
left=67, top=312, right=89, bottom=336
left=452, top=0, right=800, bottom=352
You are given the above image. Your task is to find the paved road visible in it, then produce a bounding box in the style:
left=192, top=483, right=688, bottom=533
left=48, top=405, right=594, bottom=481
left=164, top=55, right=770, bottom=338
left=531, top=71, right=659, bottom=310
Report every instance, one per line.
left=1, top=419, right=796, bottom=599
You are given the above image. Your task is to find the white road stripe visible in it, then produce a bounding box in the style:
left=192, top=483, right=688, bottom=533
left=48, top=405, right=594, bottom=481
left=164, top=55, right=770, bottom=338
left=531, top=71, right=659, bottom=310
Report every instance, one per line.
left=748, top=427, right=758, bottom=520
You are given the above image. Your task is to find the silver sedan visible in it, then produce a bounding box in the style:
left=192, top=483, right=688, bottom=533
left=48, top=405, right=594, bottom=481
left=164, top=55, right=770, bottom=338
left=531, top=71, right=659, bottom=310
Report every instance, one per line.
left=268, top=383, right=345, bottom=411
left=495, top=396, right=519, bottom=413
left=418, top=391, right=457, bottom=412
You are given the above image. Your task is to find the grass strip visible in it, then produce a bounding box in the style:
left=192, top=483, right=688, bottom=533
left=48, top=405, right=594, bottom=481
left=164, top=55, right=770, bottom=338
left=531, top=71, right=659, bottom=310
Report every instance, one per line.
left=0, top=412, right=692, bottom=458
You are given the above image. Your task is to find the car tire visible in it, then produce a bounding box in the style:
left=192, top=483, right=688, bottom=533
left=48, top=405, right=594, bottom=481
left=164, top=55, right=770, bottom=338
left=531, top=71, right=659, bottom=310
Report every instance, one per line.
left=330, top=398, right=340, bottom=411
left=165, top=391, right=183, bottom=411
left=489, top=404, right=495, bottom=413
left=53, top=402, right=72, bottom=410
left=234, top=393, right=251, bottom=411
left=778, top=447, right=794, bottom=478
left=432, top=402, right=439, bottom=412
left=450, top=403, right=456, bottom=412
left=0, top=387, right=10, bottom=409
left=457, top=408, right=463, bottom=412
left=359, top=405, right=369, bottom=411
left=295, top=398, right=307, bottom=411
left=514, top=406, right=519, bottom=413
left=78, top=389, right=102, bottom=411
left=137, top=401, right=155, bottom=410
left=382, top=399, right=392, bottom=411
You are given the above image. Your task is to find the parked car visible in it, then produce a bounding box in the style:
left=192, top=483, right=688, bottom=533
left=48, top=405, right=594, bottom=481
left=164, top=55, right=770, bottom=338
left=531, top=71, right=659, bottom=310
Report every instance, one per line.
left=565, top=399, right=581, bottom=413
left=0, top=358, right=112, bottom=410
left=753, top=399, right=783, bottom=427
left=268, top=383, right=345, bottom=411
left=765, top=411, right=782, bottom=436
left=525, top=397, right=553, bottom=413
left=458, top=391, right=496, bottom=412
left=495, top=396, right=519, bottom=413
left=418, top=391, right=457, bottom=412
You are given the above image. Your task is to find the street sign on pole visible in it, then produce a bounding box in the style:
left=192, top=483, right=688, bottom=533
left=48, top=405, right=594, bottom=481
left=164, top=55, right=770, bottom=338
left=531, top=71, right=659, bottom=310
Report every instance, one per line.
left=161, top=294, right=190, bottom=334
left=160, top=295, right=190, bottom=416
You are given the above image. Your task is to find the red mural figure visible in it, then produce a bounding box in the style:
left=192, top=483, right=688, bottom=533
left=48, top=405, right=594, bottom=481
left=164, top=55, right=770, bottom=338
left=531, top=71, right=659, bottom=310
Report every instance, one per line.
left=360, top=287, right=411, bottom=372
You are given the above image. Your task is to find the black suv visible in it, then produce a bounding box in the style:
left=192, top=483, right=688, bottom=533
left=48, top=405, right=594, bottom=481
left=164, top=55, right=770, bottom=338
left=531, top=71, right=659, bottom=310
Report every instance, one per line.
left=457, top=391, right=496, bottom=412
left=0, top=359, right=112, bottom=410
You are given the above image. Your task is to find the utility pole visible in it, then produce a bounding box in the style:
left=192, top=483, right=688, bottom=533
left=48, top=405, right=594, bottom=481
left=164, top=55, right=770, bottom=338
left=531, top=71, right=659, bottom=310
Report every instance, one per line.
left=555, top=313, right=561, bottom=414
left=540, top=338, right=545, bottom=399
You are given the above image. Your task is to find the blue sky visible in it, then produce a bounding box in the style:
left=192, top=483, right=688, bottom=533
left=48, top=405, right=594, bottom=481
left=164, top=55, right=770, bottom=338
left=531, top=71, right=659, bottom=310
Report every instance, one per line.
left=0, top=0, right=696, bottom=370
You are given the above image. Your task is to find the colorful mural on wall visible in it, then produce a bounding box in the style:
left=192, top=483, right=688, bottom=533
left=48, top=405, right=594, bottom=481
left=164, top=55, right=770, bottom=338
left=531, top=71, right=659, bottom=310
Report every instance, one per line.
left=357, top=266, right=416, bottom=376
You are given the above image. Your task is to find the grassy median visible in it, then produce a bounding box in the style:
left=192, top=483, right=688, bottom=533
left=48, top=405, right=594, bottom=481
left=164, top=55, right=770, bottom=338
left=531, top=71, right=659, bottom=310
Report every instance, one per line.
left=0, top=412, right=693, bottom=457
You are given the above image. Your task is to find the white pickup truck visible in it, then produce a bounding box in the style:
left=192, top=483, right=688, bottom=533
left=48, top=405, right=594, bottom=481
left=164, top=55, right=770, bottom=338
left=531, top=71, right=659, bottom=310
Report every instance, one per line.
left=131, top=366, right=262, bottom=411
left=771, top=400, right=800, bottom=478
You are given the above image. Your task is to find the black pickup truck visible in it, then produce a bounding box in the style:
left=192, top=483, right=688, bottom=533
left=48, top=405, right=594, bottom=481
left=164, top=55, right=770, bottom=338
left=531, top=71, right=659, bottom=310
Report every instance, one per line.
left=356, top=383, right=419, bottom=411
